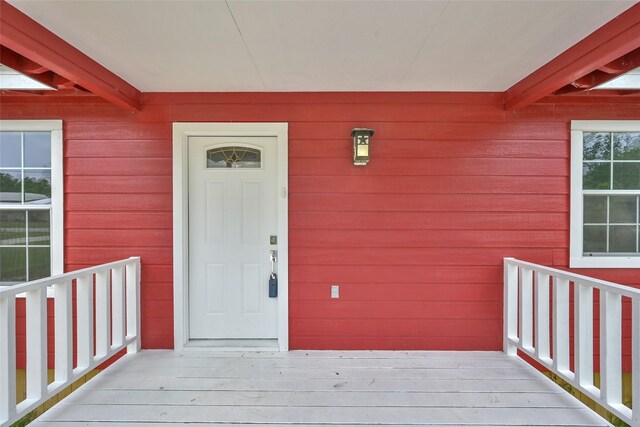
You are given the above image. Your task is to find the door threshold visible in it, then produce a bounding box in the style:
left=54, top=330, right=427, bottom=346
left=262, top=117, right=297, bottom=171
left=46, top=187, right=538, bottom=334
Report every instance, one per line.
left=184, top=338, right=279, bottom=351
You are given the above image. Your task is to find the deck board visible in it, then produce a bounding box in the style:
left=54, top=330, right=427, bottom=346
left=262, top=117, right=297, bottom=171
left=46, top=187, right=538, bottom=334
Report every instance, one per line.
left=32, top=350, right=610, bottom=426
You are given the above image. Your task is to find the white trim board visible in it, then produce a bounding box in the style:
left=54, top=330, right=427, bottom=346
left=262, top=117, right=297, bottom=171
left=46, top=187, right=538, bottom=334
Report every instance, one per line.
left=172, top=122, right=289, bottom=351
left=570, top=120, right=640, bottom=268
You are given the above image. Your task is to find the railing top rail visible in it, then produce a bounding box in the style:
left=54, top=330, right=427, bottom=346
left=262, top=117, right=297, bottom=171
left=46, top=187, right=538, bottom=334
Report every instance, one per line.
left=505, top=257, right=640, bottom=299
left=0, top=257, right=140, bottom=298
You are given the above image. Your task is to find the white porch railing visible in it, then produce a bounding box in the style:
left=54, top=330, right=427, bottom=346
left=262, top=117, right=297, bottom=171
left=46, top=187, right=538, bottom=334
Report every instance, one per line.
left=0, top=257, right=141, bottom=427
left=504, top=257, right=640, bottom=426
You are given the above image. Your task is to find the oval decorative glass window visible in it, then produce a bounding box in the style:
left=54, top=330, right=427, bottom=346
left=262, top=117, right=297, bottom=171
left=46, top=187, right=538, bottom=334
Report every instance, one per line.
left=206, top=146, right=261, bottom=168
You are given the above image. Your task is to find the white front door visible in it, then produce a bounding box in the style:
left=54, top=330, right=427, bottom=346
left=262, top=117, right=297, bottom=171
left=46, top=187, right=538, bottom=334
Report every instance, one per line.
left=188, top=136, right=278, bottom=339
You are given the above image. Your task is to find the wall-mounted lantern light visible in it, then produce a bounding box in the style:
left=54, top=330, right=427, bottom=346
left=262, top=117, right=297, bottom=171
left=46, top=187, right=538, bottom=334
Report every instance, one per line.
left=351, top=128, right=374, bottom=166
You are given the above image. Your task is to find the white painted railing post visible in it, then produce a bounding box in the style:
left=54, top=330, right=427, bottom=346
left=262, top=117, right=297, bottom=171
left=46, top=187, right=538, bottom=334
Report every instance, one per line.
left=575, top=283, right=594, bottom=389
left=95, top=270, right=111, bottom=357
left=600, top=290, right=622, bottom=407
left=126, top=257, right=141, bottom=353
left=25, top=288, right=48, bottom=402
left=54, top=281, right=73, bottom=384
left=76, top=275, right=94, bottom=369
left=503, top=258, right=518, bottom=355
left=552, top=277, right=570, bottom=374
left=0, top=296, right=16, bottom=425
left=112, top=267, right=126, bottom=348
left=534, top=272, right=550, bottom=362
left=519, top=268, right=533, bottom=350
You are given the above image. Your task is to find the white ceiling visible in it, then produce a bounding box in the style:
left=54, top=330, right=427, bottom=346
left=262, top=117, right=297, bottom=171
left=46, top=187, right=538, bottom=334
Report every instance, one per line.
left=0, top=65, right=54, bottom=90
left=8, top=0, right=637, bottom=92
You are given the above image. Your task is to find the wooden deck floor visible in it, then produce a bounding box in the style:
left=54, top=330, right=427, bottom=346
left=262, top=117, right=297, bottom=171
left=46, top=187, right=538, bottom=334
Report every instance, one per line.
left=32, top=350, right=609, bottom=426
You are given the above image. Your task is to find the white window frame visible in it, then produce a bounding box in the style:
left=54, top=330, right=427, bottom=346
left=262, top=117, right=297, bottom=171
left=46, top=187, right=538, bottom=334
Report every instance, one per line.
left=570, top=120, right=640, bottom=268
left=0, top=120, right=64, bottom=291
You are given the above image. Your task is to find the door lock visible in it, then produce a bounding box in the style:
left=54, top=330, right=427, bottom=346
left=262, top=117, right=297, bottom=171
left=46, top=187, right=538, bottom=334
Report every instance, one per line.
left=269, top=250, right=278, bottom=298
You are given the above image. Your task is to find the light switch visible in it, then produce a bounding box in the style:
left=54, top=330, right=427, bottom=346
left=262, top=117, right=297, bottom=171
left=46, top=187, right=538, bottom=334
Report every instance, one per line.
left=331, top=285, right=340, bottom=299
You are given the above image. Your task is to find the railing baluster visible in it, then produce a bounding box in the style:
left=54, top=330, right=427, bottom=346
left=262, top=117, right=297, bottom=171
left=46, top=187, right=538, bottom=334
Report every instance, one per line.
left=632, top=296, right=640, bottom=425
left=25, top=287, right=48, bottom=402
left=575, top=283, right=594, bottom=389
left=519, top=268, right=533, bottom=350
left=0, top=296, right=16, bottom=425
left=126, top=259, right=141, bottom=353
left=504, top=258, right=635, bottom=425
left=76, top=275, right=94, bottom=369
left=0, top=257, right=141, bottom=427
left=112, top=267, right=126, bottom=347
left=54, top=281, right=73, bottom=384
left=95, top=270, right=111, bottom=357
left=600, top=290, right=622, bottom=406
left=553, top=277, right=570, bottom=373
left=535, top=272, right=550, bottom=361
left=503, top=259, right=518, bottom=355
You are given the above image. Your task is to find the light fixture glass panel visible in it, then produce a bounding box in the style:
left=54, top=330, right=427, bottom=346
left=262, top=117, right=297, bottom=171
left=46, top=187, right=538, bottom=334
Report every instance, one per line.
left=24, top=132, right=51, bottom=167
left=613, top=132, right=640, bottom=160
left=583, top=162, right=610, bottom=189
left=0, top=170, right=22, bottom=203
left=207, top=146, right=261, bottom=168
left=0, top=132, right=21, bottom=167
left=583, top=132, right=611, bottom=160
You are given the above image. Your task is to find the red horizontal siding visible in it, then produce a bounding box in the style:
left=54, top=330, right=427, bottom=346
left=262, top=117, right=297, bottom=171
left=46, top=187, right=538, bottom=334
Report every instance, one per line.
left=289, top=176, right=569, bottom=194
left=290, top=229, right=567, bottom=248
left=290, top=193, right=568, bottom=212
left=290, top=212, right=568, bottom=230
left=289, top=139, right=569, bottom=159
left=2, top=91, right=639, bottom=357
left=289, top=157, right=567, bottom=176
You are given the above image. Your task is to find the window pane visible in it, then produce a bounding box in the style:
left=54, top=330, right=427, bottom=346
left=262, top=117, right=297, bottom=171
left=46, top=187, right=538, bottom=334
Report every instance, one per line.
left=28, top=210, right=50, bottom=245
left=0, top=170, right=22, bottom=203
left=28, top=247, right=50, bottom=281
left=610, top=196, right=637, bottom=224
left=584, top=196, right=607, bottom=223
left=584, top=225, right=607, bottom=253
left=609, top=225, right=637, bottom=253
left=24, top=132, right=51, bottom=168
left=24, top=170, right=51, bottom=203
left=583, top=132, right=611, bottom=160
left=613, top=163, right=640, bottom=190
left=583, top=162, right=610, bottom=189
left=0, top=210, right=26, bottom=245
left=0, top=132, right=21, bottom=167
left=613, top=132, right=640, bottom=160
left=207, top=146, right=261, bottom=168
left=0, top=247, right=26, bottom=283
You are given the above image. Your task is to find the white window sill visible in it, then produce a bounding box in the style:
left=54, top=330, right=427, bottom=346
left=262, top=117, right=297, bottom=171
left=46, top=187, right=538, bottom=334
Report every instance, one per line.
left=570, top=256, right=640, bottom=269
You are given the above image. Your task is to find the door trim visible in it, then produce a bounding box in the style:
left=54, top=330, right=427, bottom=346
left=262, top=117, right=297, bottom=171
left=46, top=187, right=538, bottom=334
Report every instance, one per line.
left=172, top=122, right=289, bottom=351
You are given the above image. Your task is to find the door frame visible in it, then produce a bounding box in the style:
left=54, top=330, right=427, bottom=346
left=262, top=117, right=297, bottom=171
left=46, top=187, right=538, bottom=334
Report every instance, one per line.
left=172, top=122, right=289, bottom=351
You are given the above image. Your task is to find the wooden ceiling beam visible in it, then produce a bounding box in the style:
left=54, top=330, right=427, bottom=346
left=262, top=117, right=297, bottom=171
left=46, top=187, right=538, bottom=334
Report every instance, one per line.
left=0, top=1, right=141, bottom=111
left=504, top=3, right=640, bottom=110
